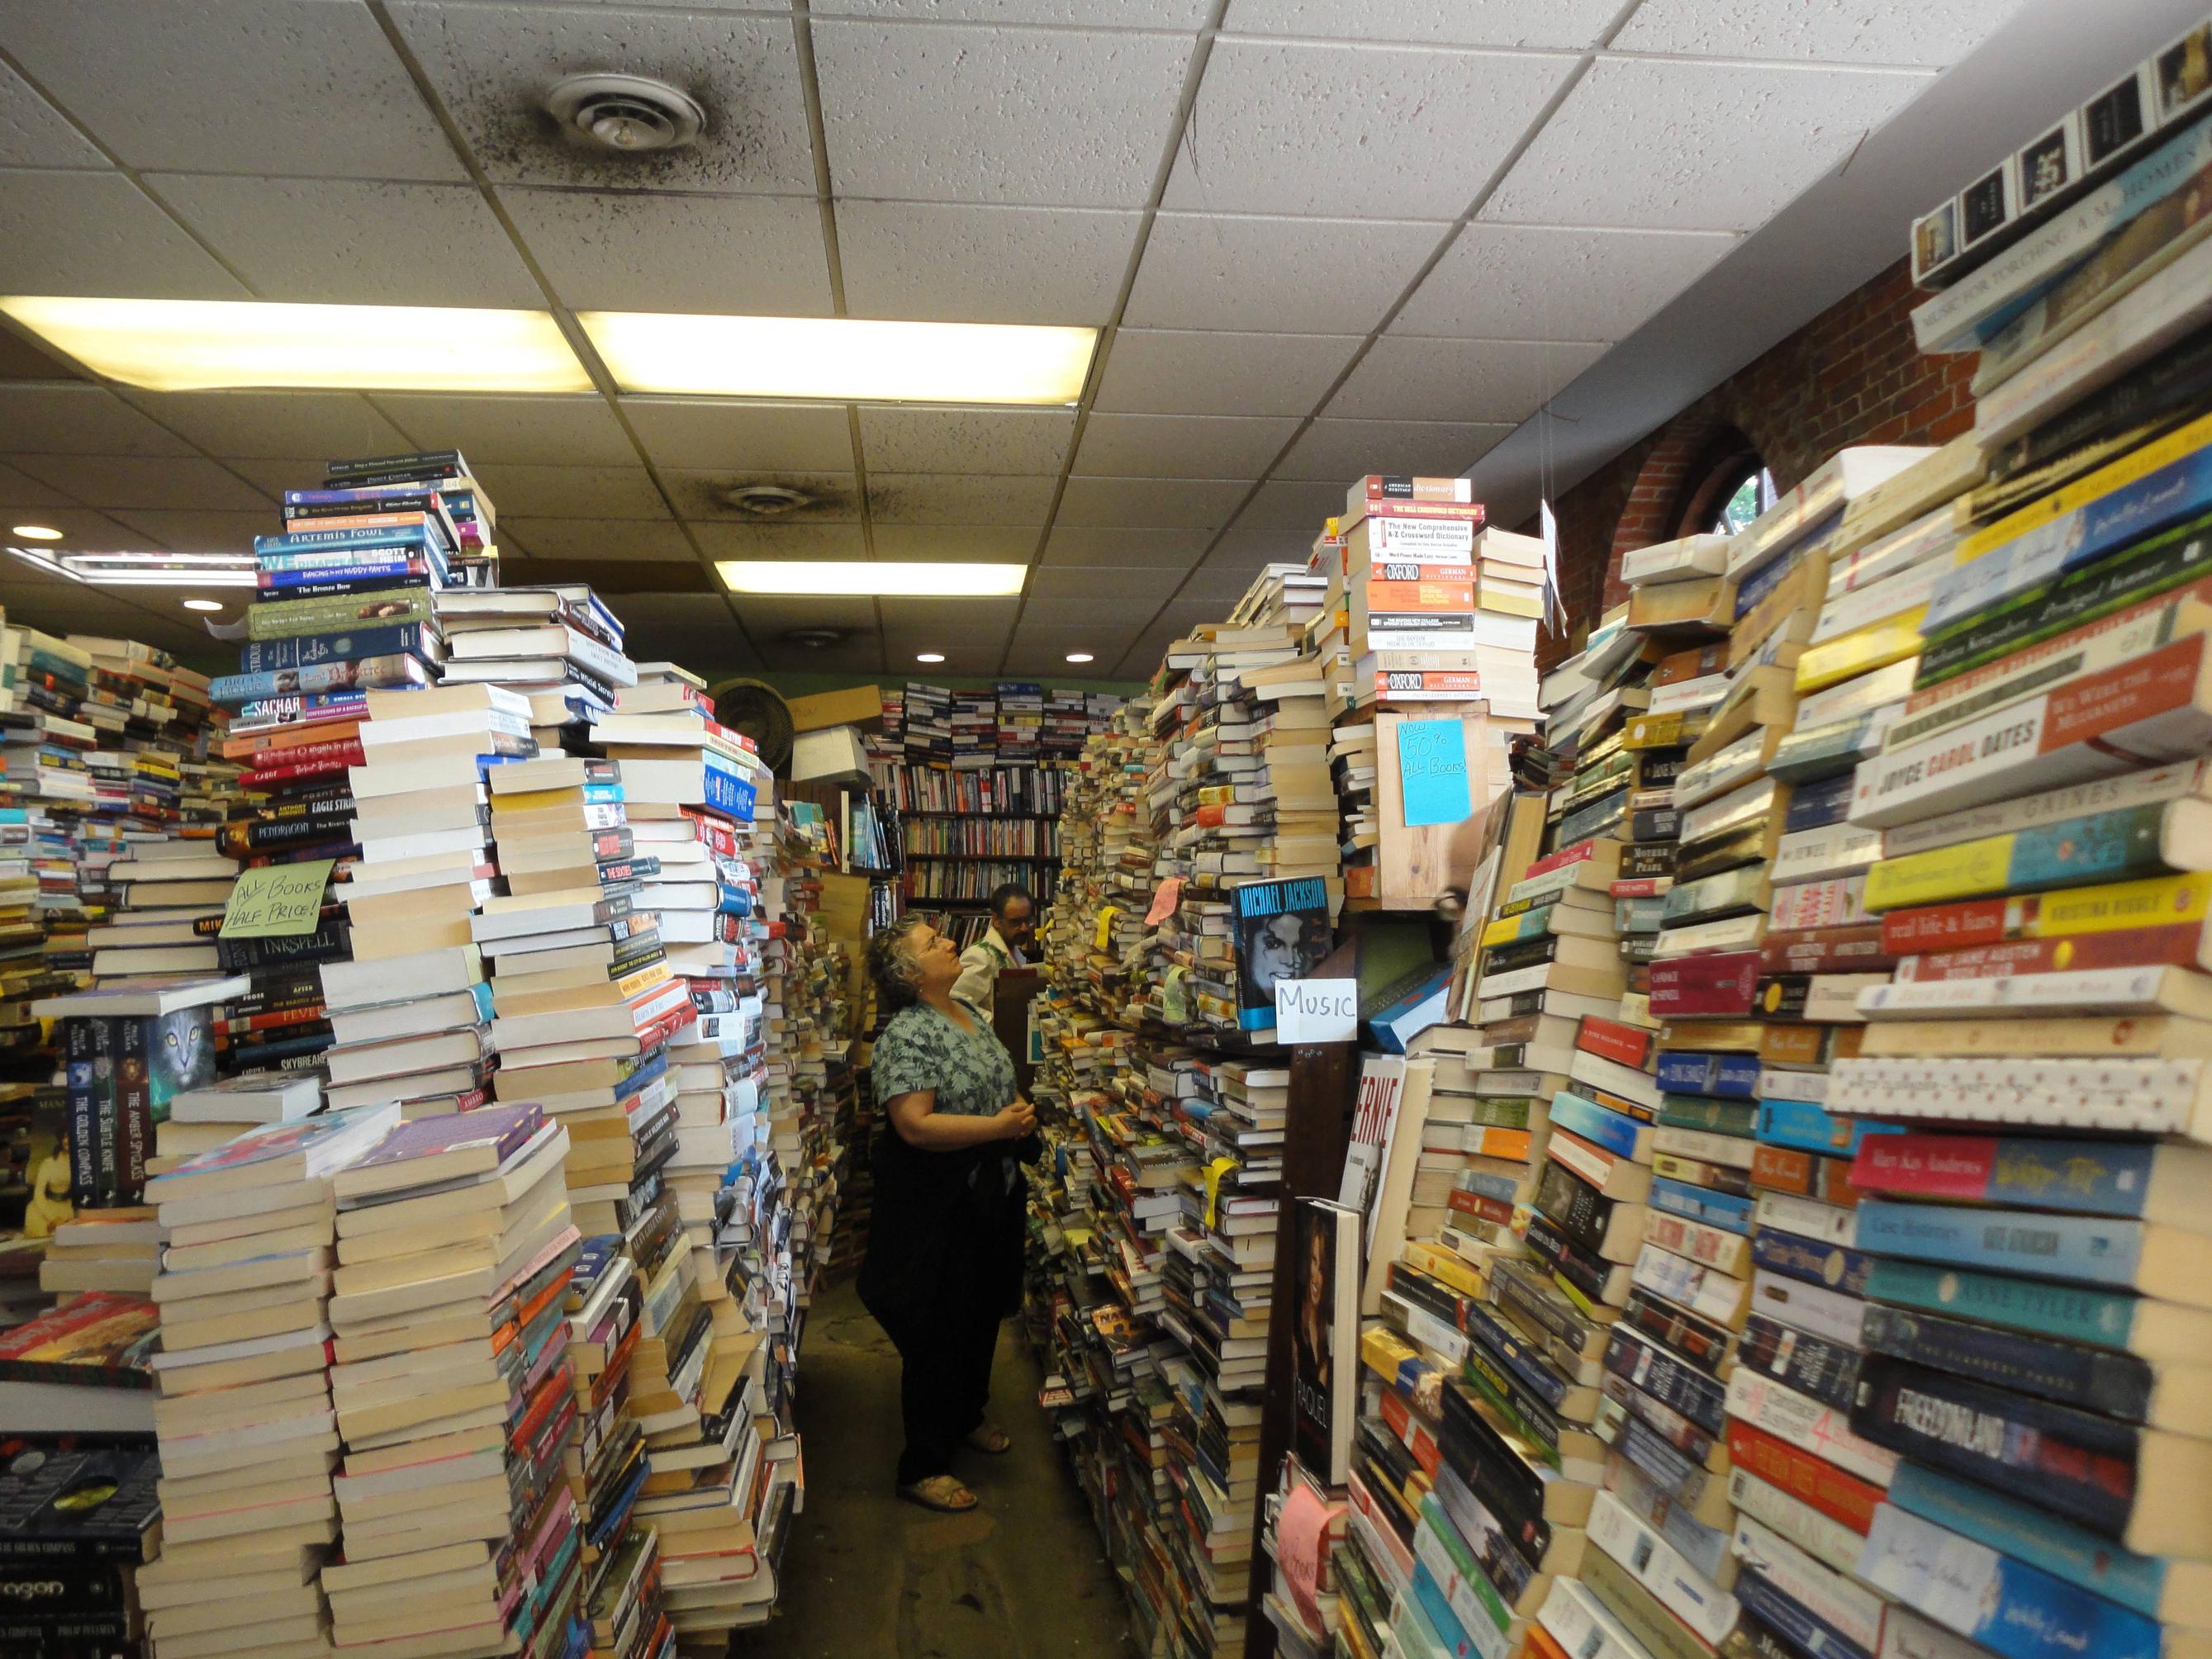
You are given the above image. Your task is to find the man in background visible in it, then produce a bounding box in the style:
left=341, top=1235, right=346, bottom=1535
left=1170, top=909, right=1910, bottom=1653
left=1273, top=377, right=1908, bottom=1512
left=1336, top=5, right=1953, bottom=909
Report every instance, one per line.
left=954, top=883, right=1033, bottom=1018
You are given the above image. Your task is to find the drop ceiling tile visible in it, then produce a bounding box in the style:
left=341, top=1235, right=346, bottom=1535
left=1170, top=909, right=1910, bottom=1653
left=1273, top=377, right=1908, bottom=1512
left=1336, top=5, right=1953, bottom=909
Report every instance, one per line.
left=1124, top=212, right=1445, bottom=334
left=468, top=465, right=668, bottom=519
left=501, top=188, right=832, bottom=315
left=836, top=201, right=1139, bottom=325
left=0, top=463, right=74, bottom=510
left=732, top=594, right=881, bottom=634
left=387, top=4, right=815, bottom=195
left=867, top=474, right=1056, bottom=526
left=495, top=519, right=700, bottom=564
left=1054, top=476, right=1250, bottom=528
left=1006, top=617, right=1143, bottom=655
left=1276, top=417, right=1511, bottom=482
left=1187, top=541, right=1286, bottom=603
left=1016, top=595, right=1140, bottom=632
left=370, top=396, right=640, bottom=468
left=883, top=596, right=1022, bottom=638
left=1327, top=337, right=1607, bottom=423
left=1613, top=0, right=2025, bottom=64
left=10, top=455, right=268, bottom=512
left=0, top=506, right=147, bottom=548
left=1040, top=525, right=1211, bottom=567
left=818, top=0, right=1208, bottom=21
left=0, top=59, right=102, bottom=168
left=126, top=392, right=411, bottom=461
left=760, top=635, right=885, bottom=675
left=855, top=408, right=1075, bottom=476
left=1025, top=562, right=1193, bottom=604
left=691, top=522, right=870, bottom=561
left=0, top=386, right=196, bottom=457
left=1222, top=0, right=1620, bottom=47
left=1161, top=40, right=1573, bottom=218
left=870, top=525, right=1037, bottom=562
left=1229, top=477, right=1346, bottom=533
left=1392, top=223, right=1735, bottom=342
left=881, top=641, right=1002, bottom=679
left=107, top=510, right=268, bottom=554
left=599, top=593, right=729, bottom=628
left=1483, top=58, right=1933, bottom=232
left=150, top=177, right=542, bottom=307
left=0, top=170, right=248, bottom=300
left=646, top=624, right=762, bottom=679
left=813, top=21, right=1194, bottom=207
left=1094, top=330, right=1360, bottom=418
left=663, top=471, right=863, bottom=523
left=225, top=457, right=343, bottom=499
left=622, top=399, right=857, bottom=474
left=0, top=0, right=466, bottom=180
left=1074, top=414, right=1298, bottom=479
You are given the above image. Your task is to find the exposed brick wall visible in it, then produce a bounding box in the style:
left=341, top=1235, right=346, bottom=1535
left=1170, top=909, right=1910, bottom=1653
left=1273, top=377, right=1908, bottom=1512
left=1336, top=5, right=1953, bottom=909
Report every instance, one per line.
left=1536, top=256, right=1977, bottom=667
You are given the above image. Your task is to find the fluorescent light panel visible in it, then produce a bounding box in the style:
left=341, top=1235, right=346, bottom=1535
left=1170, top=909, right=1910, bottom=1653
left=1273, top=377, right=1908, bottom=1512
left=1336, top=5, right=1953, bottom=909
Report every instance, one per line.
left=8, top=546, right=257, bottom=586
left=718, top=561, right=1026, bottom=597
left=582, top=311, right=1094, bottom=405
left=1, top=297, right=591, bottom=393
left=2, top=298, right=1094, bottom=404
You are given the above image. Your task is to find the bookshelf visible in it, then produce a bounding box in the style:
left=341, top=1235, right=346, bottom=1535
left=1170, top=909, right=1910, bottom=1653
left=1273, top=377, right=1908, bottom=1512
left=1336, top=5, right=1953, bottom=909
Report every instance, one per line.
left=866, top=682, right=1123, bottom=949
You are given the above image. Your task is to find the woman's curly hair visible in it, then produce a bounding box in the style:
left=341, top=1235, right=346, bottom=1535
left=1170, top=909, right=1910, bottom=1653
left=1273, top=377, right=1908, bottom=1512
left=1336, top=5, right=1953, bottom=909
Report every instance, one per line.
left=866, top=915, right=933, bottom=1012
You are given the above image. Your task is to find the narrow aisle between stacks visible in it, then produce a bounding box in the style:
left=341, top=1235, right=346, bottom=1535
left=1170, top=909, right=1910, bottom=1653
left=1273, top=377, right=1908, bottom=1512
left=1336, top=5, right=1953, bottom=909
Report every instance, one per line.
left=733, top=1275, right=1128, bottom=1658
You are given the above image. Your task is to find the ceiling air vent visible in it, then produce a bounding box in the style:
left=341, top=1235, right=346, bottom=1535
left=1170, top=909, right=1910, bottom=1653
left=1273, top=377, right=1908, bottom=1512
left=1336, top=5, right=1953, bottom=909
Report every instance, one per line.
left=781, top=628, right=847, bottom=651
left=544, top=73, right=705, bottom=154
left=722, top=484, right=814, bottom=518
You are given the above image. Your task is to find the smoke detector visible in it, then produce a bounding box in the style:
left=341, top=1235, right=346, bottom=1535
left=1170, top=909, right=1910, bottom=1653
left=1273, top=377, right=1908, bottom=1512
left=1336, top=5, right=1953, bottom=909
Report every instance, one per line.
left=781, top=627, right=847, bottom=650
left=544, top=73, right=705, bottom=154
left=722, top=484, right=813, bottom=519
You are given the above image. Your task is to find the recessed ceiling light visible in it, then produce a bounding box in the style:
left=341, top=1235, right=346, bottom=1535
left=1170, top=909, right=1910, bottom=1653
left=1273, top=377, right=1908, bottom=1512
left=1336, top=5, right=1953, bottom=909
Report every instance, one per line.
left=718, top=561, right=1026, bottom=597
left=1065, top=652, right=1094, bottom=664
left=581, top=312, right=1095, bottom=405
left=916, top=652, right=946, bottom=664
left=0, top=296, right=591, bottom=393
left=10, top=524, right=60, bottom=542
left=182, top=598, right=224, bottom=613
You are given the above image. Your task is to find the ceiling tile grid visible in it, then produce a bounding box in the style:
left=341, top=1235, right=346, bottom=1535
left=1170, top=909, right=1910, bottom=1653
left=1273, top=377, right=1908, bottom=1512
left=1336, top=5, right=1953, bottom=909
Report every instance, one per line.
left=0, top=0, right=2038, bottom=675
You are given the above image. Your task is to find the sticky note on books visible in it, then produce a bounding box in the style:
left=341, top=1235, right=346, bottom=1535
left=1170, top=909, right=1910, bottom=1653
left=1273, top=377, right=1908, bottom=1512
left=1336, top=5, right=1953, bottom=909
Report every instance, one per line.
left=1397, top=718, right=1472, bottom=827
left=221, top=859, right=335, bottom=938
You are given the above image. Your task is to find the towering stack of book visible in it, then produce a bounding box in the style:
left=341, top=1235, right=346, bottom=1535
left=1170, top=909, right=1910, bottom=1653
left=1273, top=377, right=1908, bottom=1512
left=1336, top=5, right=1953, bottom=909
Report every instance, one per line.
left=136, top=1099, right=401, bottom=1659
left=320, top=1102, right=584, bottom=1656
left=312, top=448, right=498, bottom=588
left=1778, top=83, right=2212, bottom=1650
left=315, top=683, right=529, bottom=1120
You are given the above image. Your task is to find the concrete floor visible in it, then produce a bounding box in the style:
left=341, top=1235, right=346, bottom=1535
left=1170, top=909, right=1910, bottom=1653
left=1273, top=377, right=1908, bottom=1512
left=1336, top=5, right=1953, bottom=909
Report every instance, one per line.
left=729, top=1275, right=1132, bottom=1658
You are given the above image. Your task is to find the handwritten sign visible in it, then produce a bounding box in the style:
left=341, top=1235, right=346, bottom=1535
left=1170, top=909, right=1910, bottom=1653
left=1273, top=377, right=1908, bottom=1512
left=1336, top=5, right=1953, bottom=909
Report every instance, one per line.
left=1274, top=977, right=1357, bottom=1044
left=1397, top=718, right=1471, bottom=827
left=1145, top=875, right=1184, bottom=926
left=219, top=859, right=335, bottom=939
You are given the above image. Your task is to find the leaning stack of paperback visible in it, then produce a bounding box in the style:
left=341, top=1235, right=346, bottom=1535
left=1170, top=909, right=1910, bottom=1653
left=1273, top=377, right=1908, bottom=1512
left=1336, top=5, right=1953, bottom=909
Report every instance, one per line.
left=320, top=1101, right=584, bottom=1655
left=133, top=1099, right=400, bottom=1659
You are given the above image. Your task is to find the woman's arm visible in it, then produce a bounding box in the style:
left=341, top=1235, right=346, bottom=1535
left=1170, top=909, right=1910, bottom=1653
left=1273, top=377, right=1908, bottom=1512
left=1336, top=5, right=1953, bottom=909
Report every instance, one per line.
left=885, top=1088, right=1034, bottom=1150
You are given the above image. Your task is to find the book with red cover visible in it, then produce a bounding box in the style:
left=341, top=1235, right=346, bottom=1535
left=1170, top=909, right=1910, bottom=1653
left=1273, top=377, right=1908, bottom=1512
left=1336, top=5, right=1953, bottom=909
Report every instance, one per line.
left=0, top=1293, right=158, bottom=1390
left=1646, top=951, right=1763, bottom=1018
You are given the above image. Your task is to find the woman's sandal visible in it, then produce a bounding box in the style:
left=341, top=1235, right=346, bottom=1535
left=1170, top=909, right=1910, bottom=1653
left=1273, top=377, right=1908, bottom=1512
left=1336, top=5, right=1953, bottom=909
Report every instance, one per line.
left=965, top=1423, right=1012, bottom=1455
left=899, top=1475, right=978, bottom=1512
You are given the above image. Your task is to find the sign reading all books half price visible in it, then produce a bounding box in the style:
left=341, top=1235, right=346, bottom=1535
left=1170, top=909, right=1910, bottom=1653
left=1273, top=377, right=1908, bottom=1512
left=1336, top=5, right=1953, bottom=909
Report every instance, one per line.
left=220, top=858, right=337, bottom=938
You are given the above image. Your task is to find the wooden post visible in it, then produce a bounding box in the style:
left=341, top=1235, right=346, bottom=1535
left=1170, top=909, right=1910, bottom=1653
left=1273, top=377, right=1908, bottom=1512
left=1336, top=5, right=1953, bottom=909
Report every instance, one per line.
left=1241, top=938, right=1360, bottom=1659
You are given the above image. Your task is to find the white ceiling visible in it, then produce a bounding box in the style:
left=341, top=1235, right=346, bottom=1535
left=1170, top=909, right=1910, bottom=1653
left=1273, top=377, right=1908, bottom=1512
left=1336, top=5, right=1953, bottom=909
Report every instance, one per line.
left=0, top=0, right=2116, bottom=681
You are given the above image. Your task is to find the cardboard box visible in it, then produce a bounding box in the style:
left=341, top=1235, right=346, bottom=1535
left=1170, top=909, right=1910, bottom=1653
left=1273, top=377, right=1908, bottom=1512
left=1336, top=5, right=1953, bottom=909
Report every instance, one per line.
left=791, top=725, right=871, bottom=785
left=786, top=685, right=883, bottom=733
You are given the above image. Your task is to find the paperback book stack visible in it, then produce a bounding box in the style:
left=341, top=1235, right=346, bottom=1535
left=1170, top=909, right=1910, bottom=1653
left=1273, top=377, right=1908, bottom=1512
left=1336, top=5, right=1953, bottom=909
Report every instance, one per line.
left=435, top=585, right=634, bottom=723
left=316, top=683, right=533, bottom=1119
left=900, top=683, right=952, bottom=765
left=315, top=449, right=498, bottom=587
left=135, top=1100, right=402, bottom=1659
left=237, top=451, right=477, bottom=704
left=1304, top=477, right=1542, bottom=720
left=948, top=686, right=997, bottom=770
left=320, top=1102, right=582, bottom=1657
left=996, top=680, right=1043, bottom=765
left=1051, top=699, right=1163, bottom=1029
left=0, top=1438, right=162, bottom=1657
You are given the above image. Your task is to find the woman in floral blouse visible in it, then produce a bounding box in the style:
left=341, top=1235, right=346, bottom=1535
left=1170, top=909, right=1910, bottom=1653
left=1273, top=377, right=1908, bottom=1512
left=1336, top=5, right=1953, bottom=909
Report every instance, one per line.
left=857, top=914, right=1037, bottom=1513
